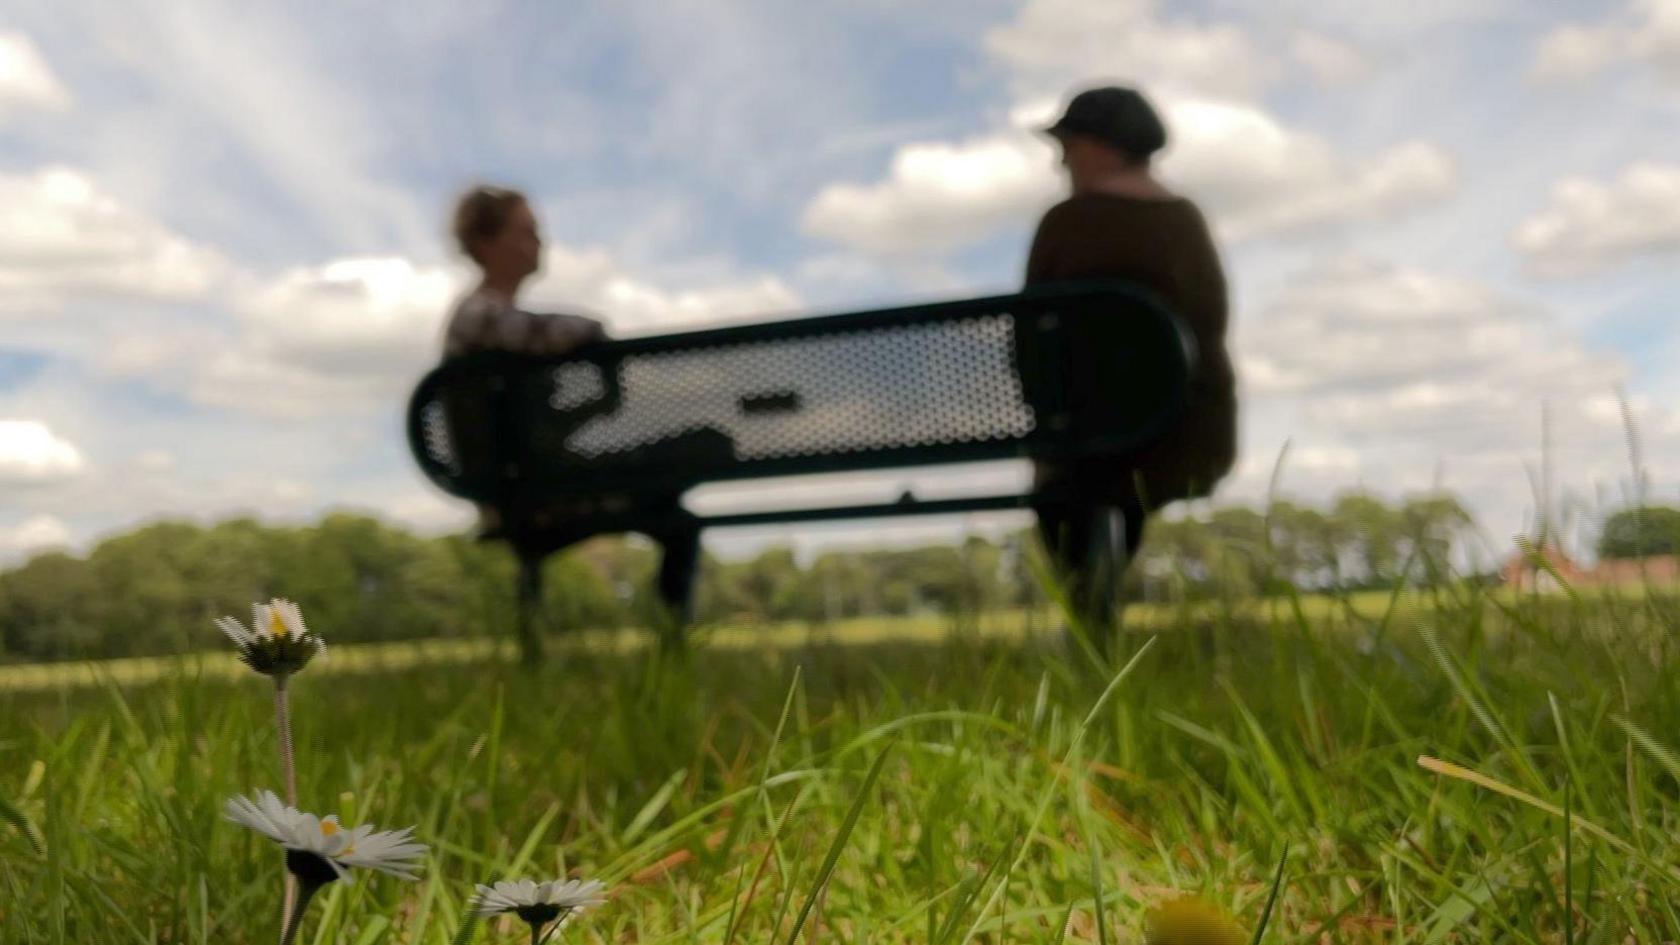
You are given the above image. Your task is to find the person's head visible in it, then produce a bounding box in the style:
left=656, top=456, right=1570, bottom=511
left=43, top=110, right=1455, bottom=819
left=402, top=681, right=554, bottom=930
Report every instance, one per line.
left=1042, top=86, right=1167, bottom=189
left=452, top=185, right=541, bottom=285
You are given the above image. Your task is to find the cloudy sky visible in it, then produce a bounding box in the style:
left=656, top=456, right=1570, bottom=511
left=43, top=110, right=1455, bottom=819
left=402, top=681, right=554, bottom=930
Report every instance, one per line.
left=2, top=0, right=1678, bottom=564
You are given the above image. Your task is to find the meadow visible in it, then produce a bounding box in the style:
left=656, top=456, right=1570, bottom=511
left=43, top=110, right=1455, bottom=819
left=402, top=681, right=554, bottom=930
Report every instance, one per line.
left=4, top=582, right=1680, bottom=943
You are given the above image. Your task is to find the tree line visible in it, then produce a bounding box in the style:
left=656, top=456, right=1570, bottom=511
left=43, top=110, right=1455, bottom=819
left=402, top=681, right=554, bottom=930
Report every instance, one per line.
left=3, top=493, right=1668, bottom=664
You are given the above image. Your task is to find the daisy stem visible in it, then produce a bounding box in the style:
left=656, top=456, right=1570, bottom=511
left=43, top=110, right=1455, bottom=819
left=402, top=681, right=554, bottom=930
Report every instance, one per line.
left=278, top=879, right=321, bottom=945
left=273, top=673, right=298, bottom=804
left=273, top=674, right=299, bottom=942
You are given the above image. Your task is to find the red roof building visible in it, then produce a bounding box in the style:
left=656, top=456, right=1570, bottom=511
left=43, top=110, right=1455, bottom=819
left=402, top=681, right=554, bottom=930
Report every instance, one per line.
left=1502, top=544, right=1679, bottom=590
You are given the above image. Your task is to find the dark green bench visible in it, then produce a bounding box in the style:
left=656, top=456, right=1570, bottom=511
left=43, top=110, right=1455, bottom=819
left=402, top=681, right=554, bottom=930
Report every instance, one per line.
left=406, top=281, right=1194, bottom=653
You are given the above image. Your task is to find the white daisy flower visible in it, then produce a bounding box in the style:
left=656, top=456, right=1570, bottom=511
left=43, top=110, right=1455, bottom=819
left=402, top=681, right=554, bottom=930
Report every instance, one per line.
left=215, top=599, right=324, bottom=676
left=474, top=877, right=607, bottom=933
left=224, top=790, right=426, bottom=885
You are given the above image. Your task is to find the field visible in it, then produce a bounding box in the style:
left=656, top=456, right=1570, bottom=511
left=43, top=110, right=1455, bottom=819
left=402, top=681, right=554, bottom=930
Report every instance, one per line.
left=4, top=585, right=1680, bottom=943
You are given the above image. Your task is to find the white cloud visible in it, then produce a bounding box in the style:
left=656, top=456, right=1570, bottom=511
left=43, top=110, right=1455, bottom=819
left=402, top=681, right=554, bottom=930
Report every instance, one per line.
left=136, top=449, right=176, bottom=473
left=69, top=0, right=429, bottom=251
left=0, top=420, right=85, bottom=484
left=183, top=256, right=459, bottom=417
left=800, top=99, right=1456, bottom=256
left=238, top=257, right=458, bottom=374
left=1512, top=162, right=1680, bottom=276
left=1163, top=100, right=1456, bottom=241
left=1211, top=257, right=1680, bottom=545
left=1243, top=258, right=1623, bottom=403
left=528, top=245, right=802, bottom=333
left=0, top=515, right=73, bottom=562
left=984, top=0, right=1274, bottom=101
left=182, top=247, right=801, bottom=417
left=1236, top=258, right=1670, bottom=494
left=0, top=31, right=69, bottom=115
left=1532, top=0, right=1680, bottom=84
left=1531, top=24, right=1623, bottom=81
left=1288, top=30, right=1377, bottom=86
left=0, top=166, right=225, bottom=303
left=800, top=134, right=1058, bottom=256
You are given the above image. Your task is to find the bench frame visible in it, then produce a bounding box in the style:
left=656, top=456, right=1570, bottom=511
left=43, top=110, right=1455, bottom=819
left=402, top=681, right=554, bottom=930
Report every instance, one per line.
left=406, top=281, right=1195, bottom=654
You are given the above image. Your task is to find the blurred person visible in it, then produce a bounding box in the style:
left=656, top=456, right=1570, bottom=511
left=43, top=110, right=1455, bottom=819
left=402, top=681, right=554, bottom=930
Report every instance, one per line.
left=444, top=185, right=606, bottom=358
left=441, top=186, right=607, bottom=534
left=1025, top=85, right=1237, bottom=625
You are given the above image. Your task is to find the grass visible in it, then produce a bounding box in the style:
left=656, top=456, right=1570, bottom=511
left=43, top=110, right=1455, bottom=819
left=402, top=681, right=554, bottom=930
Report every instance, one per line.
left=3, top=582, right=1680, bottom=942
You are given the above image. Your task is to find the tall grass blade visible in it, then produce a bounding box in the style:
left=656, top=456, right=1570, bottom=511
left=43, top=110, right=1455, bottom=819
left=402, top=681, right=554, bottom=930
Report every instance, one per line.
left=781, top=742, right=894, bottom=945
left=1250, top=847, right=1288, bottom=945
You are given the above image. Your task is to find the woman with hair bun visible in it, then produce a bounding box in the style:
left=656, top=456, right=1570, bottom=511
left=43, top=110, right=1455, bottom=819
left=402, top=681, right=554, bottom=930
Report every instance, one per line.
left=439, top=186, right=607, bottom=536
left=443, top=185, right=605, bottom=358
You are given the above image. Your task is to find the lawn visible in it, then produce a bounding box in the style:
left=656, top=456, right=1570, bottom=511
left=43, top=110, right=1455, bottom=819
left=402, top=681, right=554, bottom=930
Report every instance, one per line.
left=4, top=584, right=1680, bottom=942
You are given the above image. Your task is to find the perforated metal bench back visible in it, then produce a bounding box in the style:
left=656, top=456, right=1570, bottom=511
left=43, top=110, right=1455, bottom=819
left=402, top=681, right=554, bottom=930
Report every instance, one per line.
left=409, top=283, right=1193, bottom=504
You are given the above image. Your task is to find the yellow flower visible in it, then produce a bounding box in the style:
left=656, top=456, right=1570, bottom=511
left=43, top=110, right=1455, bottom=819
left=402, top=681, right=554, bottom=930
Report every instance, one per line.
left=1145, top=896, right=1247, bottom=945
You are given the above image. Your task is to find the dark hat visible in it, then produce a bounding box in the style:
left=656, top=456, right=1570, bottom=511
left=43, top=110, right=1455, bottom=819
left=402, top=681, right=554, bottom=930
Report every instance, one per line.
left=1042, top=86, right=1167, bottom=158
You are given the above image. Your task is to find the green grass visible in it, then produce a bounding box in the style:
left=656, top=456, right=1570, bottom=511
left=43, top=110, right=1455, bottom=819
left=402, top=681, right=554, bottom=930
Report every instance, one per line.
left=4, top=584, right=1680, bottom=942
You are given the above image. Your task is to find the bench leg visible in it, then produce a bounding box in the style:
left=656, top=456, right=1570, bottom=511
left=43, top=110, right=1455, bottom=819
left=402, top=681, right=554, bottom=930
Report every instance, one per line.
left=515, top=551, right=546, bottom=667
left=654, top=524, right=702, bottom=649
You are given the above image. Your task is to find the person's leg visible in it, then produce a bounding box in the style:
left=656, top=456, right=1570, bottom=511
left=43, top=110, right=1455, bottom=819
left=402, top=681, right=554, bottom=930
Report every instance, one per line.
left=1068, top=499, right=1150, bottom=645
left=1119, top=498, right=1149, bottom=573
left=1035, top=498, right=1094, bottom=608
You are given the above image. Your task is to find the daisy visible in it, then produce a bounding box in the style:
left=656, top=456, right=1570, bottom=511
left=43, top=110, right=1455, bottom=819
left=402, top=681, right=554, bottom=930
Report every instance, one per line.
left=474, top=878, right=607, bottom=943
left=215, top=598, right=324, bottom=677
left=225, top=790, right=427, bottom=884
left=1145, top=895, right=1247, bottom=945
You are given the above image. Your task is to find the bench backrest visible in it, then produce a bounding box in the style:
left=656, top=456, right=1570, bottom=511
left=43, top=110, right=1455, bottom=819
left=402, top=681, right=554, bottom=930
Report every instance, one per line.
left=407, top=282, right=1195, bottom=506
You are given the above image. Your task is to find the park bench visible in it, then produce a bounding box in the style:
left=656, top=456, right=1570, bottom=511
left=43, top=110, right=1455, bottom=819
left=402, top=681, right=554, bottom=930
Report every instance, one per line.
left=406, top=281, right=1194, bottom=654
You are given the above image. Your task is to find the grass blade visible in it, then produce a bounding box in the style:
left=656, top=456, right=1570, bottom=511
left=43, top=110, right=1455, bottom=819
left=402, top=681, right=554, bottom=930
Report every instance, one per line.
left=1249, top=848, right=1288, bottom=944
left=0, top=791, right=45, bottom=856
left=782, top=742, right=895, bottom=945
left=1416, top=756, right=1632, bottom=854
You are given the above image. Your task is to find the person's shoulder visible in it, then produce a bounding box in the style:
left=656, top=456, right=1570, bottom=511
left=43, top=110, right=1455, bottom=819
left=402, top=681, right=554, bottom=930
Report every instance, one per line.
left=1037, top=196, right=1087, bottom=221
left=1166, top=195, right=1210, bottom=223
left=452, top=287, right=505, bottom=317
left=1165, top=197, right=1218, bottom=243
left=1043, top=192, right=1200, bottom=219
left=1029, top=197, right=1089, bottom=240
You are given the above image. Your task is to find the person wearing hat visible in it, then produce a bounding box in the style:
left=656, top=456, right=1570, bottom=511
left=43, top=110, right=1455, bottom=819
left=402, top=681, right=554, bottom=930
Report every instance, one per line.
left=1027, top=85, right=1237, bottom=625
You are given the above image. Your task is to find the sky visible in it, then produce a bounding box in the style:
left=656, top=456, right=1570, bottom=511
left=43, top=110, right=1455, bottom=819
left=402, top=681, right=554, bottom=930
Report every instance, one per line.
left=2, top=0, right=1679, bottom=565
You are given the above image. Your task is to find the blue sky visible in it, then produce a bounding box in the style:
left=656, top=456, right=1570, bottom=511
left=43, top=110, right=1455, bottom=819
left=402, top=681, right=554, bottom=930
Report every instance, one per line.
left=2, top=0, right=1678, bottom=564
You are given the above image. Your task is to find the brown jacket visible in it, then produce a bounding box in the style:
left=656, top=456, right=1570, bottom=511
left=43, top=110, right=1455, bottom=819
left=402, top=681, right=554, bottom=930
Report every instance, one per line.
left=1025, top=193, right=1236, bottom=508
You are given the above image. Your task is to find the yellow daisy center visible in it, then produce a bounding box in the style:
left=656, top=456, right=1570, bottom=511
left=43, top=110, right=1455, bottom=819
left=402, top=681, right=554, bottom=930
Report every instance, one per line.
left=319, top=819, right=354, bottom=856
left=268, top=610, right=288, bottom=638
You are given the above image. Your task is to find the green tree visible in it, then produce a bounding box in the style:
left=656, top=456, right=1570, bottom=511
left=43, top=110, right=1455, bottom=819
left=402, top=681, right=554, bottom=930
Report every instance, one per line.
left=1398, top=494, right=1475, bottom=583
left=1597, top=505, right=1680, bottom=559
left=1330, top=493, right=1402, bottom=587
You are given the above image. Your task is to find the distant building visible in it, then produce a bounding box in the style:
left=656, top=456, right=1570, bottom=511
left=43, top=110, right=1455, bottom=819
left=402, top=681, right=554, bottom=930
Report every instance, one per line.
left=1500, top=544, right=1587, bottom=592
left=1590, top=555, right=1680, bottom=587
left=1502, top=544, right=1680, bottom=590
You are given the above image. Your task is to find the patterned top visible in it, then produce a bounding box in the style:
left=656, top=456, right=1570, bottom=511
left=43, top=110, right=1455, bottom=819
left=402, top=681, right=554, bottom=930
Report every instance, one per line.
left=442, top=288, right=605, bottom=359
